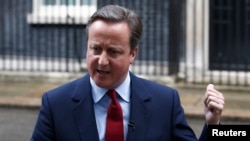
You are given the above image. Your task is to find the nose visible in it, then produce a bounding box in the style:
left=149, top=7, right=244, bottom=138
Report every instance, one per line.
left=98, top=52, right=109, bottom=65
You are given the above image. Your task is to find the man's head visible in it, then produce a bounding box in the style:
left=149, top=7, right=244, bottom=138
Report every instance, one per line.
left=86, top=5, right=142, bottom=89
left=86, top=4, right=142, bottom=52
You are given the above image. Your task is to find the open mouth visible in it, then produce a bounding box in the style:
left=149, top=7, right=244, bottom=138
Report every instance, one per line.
left=97, top=69, right=110, bottom=75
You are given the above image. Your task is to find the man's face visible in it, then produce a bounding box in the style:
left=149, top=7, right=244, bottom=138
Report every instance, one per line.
left=86, top=20, right=137, bottom=89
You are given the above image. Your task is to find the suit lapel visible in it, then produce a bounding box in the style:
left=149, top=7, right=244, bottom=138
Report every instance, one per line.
left=69, top=73, right=152, bottom=141
left=126, top=73, right=152, bottom=141
left=71, top=74, right=99, bottom=141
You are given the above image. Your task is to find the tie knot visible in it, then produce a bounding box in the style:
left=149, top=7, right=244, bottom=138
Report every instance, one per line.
left=108, top=89, right=117, bottom=102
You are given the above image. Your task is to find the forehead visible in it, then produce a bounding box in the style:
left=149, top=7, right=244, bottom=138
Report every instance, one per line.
left=89, top=20, right=129, bottom=31
left=88, top=20, right=130, bottom=42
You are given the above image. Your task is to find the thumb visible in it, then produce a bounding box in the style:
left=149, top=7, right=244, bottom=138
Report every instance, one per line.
left=207, top=84, right=214, bottom=90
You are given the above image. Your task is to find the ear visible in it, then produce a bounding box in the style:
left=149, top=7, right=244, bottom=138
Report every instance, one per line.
left=130, top=47, right=138, bottom=64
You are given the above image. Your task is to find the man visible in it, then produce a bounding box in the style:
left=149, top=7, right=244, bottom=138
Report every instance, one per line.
left=31, top=4, right=225, bottom=141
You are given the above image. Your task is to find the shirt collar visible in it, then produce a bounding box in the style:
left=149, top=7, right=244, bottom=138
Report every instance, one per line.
left=90, top=72, right=131, bottom=103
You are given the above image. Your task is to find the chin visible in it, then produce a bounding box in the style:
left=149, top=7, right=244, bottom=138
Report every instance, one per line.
left=93, top=79, right=108, bottom=88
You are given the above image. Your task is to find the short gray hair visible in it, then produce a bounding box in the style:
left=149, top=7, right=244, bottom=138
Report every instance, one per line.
left=86, top=5, right=142, bottom=50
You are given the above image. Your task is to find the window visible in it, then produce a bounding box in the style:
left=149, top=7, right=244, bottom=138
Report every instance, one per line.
left=27, top=0, right=97, bottom=24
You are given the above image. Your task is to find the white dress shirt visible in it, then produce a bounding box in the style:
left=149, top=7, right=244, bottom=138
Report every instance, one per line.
left=90, top=73, right=131, bottom=141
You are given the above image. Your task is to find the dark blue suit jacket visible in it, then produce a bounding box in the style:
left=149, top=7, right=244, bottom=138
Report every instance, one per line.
left=31, top=72, right=207, bottom=141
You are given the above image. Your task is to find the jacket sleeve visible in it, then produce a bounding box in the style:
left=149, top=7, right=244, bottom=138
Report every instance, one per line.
left=199, top=124, right=208, bottom=141
left=171, top=89, right=201, bottom=141
left=30, top=92, right=55, bottom=141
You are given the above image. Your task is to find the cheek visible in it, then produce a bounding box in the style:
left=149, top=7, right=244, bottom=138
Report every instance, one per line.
left=86, top=55, right=97, bottom=66
left=113, top=59, right=131, bottom=71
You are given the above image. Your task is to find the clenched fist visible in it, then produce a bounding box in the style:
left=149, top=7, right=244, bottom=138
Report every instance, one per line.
left=204, top=84, right=225, bottom=125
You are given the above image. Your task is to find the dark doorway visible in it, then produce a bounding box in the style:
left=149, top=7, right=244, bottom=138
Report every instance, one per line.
left=209, top=0, right=250, bottom=71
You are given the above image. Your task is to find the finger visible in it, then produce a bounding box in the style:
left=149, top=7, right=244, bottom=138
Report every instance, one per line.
left=204, top=84, right=215, bottom=105
left=206, top=90, right=224, bottom=100
left=207, top=101, right=224, bottom=113
left=204, top=84, right=225, bottom=107
left=206, top=84, right=222, bottom=95
left=204, top=91, right=225, bottom=109
left=207, top=89, right=223, bottom=97
left=204, top=84, right=215, bottom=100
left=206, top=85, right=224, bottom=99
left=205, top=95, right=225, bottom=106
left=207, top=84, right=214, bottom=90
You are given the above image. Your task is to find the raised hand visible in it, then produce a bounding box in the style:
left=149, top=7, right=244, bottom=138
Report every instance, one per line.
left=204, top=84, right=225, bottom=124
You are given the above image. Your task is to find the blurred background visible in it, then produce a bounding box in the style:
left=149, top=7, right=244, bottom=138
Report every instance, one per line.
left=0, top=0, right=250, bottom=141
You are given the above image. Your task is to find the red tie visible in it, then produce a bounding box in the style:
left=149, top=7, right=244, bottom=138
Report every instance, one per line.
left=105, top=89, right=124, bottom=141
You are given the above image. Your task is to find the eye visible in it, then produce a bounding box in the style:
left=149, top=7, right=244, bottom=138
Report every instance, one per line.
left=91, top=46, right=102, bottom=54
left=109, top=49, right=121, bottom=56
left=111, top=50, right=119, bottom=54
